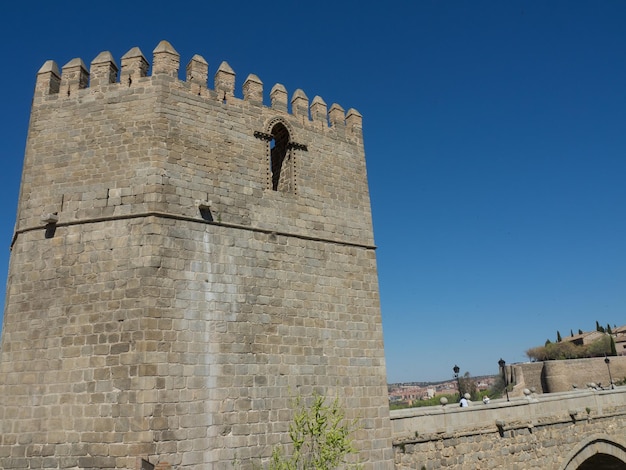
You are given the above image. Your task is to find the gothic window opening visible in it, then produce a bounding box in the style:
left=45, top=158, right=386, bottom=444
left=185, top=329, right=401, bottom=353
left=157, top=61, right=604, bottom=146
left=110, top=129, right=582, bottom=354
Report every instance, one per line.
left=269, top=122, right=295, bottom=193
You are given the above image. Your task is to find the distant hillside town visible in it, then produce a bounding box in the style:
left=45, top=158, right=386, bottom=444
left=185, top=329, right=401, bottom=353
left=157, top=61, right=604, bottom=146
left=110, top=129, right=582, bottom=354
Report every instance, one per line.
left=388, top=376, right=498, bottom=407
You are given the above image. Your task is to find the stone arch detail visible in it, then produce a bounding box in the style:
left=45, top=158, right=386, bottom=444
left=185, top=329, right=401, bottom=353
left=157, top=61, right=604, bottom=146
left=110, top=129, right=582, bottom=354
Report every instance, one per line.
left=255, top=117, right=307, bottom=194
left=264, top=116, right=297, bottom=142
left=561, top=434, right=626, bottom=470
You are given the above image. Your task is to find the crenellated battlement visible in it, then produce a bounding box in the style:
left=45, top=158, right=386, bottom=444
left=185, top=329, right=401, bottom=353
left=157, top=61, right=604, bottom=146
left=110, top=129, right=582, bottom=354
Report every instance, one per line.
left=35, top=39, right=363, bottom=135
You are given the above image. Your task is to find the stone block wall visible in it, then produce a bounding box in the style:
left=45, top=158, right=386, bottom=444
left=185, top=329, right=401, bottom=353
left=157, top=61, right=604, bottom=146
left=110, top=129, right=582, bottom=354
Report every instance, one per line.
left=511, top=356, right=626, bottom=394
left=510, top=361, right=544, bottom=395
left=542, top=356, right=626, bottom=392
left=391, top=388, right=626, bottom=469
left=0, top=41, right=393, bottom=469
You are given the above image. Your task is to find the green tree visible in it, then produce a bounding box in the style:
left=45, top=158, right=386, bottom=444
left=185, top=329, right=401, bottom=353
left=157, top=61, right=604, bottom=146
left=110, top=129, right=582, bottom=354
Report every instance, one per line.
left=585, top=335, right=611, bottom=357
left=607, top=324, right=613, bottom=335
left=578, top=329, right=583, bottom=335
left=458, top=372, right=479, bottom=401
left=527, top=341, right=585, bottom=361
left=486, top=376, right=507, bottom=399
left=547, top=341, right=581, bottom=359
left=557, top=331, right=562, bottom=342
left=527, top=333, right=619, bottom=361
left=570, top=329, right=574, bottom=337
left=270, top=393, right=361, bottom=470
left=526, top=345, right=547, bottom=361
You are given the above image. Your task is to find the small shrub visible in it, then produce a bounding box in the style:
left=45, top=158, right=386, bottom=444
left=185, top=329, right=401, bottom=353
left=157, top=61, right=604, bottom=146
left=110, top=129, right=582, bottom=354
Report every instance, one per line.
left=270, top=393, right=361, bottom=470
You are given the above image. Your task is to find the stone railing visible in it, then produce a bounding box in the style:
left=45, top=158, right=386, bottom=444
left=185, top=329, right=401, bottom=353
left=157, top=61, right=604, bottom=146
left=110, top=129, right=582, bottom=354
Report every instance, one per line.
left=390, top=386, right=626, bottom=443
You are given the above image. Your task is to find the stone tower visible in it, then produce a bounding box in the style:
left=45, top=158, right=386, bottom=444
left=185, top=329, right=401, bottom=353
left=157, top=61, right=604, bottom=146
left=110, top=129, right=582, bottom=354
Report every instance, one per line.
left=0, top=40, right=393, bottom=469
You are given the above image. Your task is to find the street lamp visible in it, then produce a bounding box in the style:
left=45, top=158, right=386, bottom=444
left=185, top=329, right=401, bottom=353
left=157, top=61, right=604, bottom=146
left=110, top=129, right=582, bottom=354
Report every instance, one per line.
left=453, top=365, right=461, bottom=399
left=604, top=354, right=614, bottom=389
left=498, top=358, right=510, bottom=401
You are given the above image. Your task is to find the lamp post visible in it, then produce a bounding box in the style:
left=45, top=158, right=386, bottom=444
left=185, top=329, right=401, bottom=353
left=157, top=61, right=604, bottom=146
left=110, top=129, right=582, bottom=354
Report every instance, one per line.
left=498, top=358, right=510, bottom=401
left=453, top=364, right=461, bottom=399
left=604, top=354, right=614, bottom=389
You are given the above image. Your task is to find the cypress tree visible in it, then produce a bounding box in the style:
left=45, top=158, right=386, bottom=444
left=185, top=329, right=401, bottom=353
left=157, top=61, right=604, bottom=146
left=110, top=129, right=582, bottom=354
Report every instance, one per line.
left=557, top=331, right=562, bottom=342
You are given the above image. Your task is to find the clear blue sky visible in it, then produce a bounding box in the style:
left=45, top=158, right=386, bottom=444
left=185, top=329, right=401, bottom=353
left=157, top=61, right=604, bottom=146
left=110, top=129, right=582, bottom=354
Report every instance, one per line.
left=1, top=1, right=625, bottom=383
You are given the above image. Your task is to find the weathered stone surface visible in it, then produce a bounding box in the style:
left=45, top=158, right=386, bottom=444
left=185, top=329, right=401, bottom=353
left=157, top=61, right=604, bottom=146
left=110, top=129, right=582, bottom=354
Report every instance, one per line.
left=0, top=41, right=393, bottom=469
left=391, top=389, right=626, bottom=469
left=508, top=356, right=626, bottom=394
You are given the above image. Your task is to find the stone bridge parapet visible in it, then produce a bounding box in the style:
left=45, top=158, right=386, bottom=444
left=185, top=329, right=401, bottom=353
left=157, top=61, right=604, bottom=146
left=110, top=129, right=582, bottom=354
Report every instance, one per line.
left=390, top=388, right=626, bottom=469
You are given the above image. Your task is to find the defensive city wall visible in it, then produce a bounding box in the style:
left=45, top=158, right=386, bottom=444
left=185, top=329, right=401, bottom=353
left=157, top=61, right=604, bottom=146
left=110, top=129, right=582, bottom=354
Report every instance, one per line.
left=390, top=387, right=626, bottom=469
left=504, top=356, right=626, bottom=394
